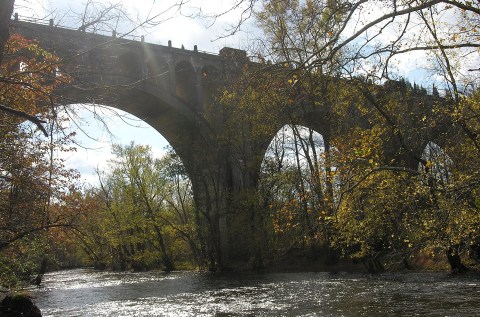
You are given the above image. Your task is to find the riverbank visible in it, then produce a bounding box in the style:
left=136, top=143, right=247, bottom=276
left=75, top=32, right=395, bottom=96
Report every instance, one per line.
left=0, top=293, right=42, bottom=316
left=256, top=250, right=478, bottom=275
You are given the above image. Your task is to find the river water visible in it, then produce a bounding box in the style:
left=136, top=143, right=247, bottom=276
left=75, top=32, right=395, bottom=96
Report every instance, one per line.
left=29, top=268, right=480, bottom=316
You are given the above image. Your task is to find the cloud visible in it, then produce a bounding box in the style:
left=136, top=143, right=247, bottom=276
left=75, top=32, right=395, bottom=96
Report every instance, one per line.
left=60, top=105, right=168, bottom=186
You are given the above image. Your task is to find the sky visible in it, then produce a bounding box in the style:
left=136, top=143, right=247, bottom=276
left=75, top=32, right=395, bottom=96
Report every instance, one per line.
left=14, top=0, right=257, bottom=52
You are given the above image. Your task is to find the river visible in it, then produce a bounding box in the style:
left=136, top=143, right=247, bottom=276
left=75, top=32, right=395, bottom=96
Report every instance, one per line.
left=28, top=268, right=480, bottom=316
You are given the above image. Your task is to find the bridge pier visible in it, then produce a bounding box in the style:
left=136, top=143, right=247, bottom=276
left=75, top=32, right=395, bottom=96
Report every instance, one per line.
left=182, top=129, right=268, bottom=271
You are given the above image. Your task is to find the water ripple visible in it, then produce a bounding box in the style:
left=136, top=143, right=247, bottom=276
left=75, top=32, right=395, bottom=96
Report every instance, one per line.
left=29, top=269, right=480, bottom=317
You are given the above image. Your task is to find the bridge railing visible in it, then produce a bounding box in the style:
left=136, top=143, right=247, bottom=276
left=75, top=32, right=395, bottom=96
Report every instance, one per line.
left=13, top=13, right=76, bottom=30
left=12, top=13, right=140, bottom=41
left=12, top=13, right=219, bottom=56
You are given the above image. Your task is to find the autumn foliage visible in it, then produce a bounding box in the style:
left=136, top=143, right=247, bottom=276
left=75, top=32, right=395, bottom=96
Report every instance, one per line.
left=0, top=34, right=79, bottom=287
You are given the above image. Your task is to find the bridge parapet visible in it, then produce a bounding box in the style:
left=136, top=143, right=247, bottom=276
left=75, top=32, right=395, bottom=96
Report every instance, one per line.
left=11, top=19, right=249, bottom=110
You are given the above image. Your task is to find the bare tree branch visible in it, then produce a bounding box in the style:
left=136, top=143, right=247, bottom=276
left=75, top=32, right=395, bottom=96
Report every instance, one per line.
left=0, top=103, right=48, bottom=136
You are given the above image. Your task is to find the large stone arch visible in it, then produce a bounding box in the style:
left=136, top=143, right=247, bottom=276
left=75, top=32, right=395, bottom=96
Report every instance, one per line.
left=258, top=123, right=337, bottom=191
left=249, top=111, right=336, bottom=189
left=403, top=116, right=457, bottom=171
left=55, top=77, right=209, bottom=178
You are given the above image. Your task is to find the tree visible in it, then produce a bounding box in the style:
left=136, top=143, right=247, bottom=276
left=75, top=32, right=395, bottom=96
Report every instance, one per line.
left=0, top=33, right=74, bottom=242
left=259, top=125, right=341, bottom=263
left=95, top=143, right=176, bottom=271
left=0, top=0, right=57, bottom=133
left=73, top=143, right=203, bottom=271
left=160, top=149, right=208, bottom=268
left=250, top=0, right=354, bottom=265
left=0, top=33, right=84, bottom=286
left=252, top=0, right=480, bottom=272
left=0, top=0, right=14, bottom=66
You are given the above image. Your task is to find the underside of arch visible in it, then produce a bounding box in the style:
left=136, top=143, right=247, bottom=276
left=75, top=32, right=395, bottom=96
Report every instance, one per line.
left=56, top=79, right=207, bottom=175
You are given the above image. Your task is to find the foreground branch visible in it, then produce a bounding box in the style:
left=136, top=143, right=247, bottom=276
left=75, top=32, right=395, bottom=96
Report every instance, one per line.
left=0, top=103, right=48, bottom=136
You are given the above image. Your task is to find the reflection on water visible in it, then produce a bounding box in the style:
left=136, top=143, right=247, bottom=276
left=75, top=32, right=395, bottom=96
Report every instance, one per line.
left=30, top=269, right=480, bottom=316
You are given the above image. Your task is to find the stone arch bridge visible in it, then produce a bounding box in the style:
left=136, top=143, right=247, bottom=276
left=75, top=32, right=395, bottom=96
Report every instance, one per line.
left=11, top=19, right=450, bottom=269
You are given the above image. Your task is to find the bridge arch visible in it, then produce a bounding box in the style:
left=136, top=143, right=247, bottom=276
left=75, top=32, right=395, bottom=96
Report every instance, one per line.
left=255, top=124, right=337, bottom=256
left=145, top=56, right=170, bottom=89
left=259, top=124, right=336, bottom=200
left=56, top=74, right=210, bottom=182
left=175, top=61, right=197, bottom=106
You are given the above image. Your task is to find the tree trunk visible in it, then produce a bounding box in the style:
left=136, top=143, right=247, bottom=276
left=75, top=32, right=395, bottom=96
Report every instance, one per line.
left=30, top=257, right=48, bottom=286
left=446, top=245, right=469, bottom=274
left=152, top=224, right=175, bottom=272
left=0, top=0, right=15, bottom=66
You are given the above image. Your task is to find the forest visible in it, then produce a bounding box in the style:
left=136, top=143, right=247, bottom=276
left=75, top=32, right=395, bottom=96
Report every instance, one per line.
left=0, top=0, right=479, bottom=289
